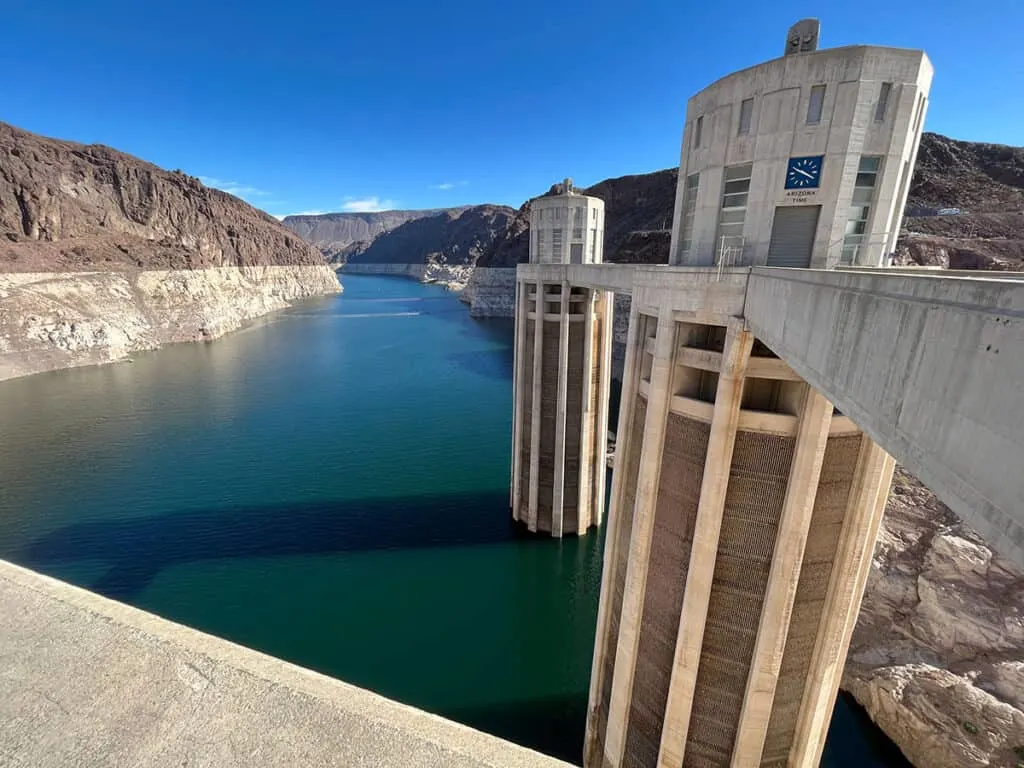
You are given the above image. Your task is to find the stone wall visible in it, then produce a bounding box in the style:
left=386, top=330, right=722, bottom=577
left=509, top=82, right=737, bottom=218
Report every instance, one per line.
left=0, top=265, right=340, bottom=381
left=341, top=262, right=474, bottom=292
left=462, top=268, right=517, bottom=317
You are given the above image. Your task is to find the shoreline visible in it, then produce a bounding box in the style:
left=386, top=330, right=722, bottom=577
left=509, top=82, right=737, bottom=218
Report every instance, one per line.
left=0, top=264, right=340, bottom=382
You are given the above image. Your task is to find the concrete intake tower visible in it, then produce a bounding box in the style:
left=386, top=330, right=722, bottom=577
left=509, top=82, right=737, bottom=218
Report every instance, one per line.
left=502, top=19, right=1020, bottom=768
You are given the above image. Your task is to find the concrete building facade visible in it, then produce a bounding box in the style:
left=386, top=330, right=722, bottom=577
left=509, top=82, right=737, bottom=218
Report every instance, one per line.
left=510, top=182, right=613, bottom=535
left=668, top=22, right=933, bottom=269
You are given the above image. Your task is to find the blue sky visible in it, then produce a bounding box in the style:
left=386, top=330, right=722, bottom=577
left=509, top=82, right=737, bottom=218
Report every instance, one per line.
left=4, top=0, right=1022, bottom=216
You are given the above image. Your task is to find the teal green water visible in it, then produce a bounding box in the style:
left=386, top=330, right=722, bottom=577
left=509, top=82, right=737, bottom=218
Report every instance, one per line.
left=0, top=275, right=908, bottom=765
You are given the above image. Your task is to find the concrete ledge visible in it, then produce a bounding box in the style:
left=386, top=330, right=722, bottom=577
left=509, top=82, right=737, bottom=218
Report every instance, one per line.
left=0, top=560, right=571, bottom=768
left=516, top=264, right=639, bottom=295
left=632, top=267, right=749, bottom=323
left=745, top=267, right=1024, bottom=567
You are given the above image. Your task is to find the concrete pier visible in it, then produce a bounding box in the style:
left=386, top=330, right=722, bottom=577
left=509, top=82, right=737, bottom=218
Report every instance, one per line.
left=511, top=278, right=613, bottom=535
left=585, top=276, right=895, bottom=767
left=510, top=181, right=612, bottom=536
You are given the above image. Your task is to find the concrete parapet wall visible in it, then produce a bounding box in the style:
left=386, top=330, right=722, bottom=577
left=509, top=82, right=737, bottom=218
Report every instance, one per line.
left=631, top=267, right=749, bottom=322
left=517, top=263, right=638, bottom=295
left=745, top=267, right=1024, bottom=566
left=0, top=560, right=571, bottom=768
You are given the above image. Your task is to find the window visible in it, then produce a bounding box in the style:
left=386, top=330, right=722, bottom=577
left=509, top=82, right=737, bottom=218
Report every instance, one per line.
left=875, top=82, right=892, bottom=122
left=716, top=164, right=752, bottom=262
left=807, top=85, right=826, bottom=124
left=573, top=227, right=583, bottom=240
left=679, top=173, right=699, bottom=258
left=590, top=229, right=597, bottom=258
left=738, top=98, right=753, bottom=135
left=554, top=207, right=561, bottom=220
left=592, top=208, right=597, bottom=221
left=694, top=116, right=703, bottom=148
left=842, top=156, right=882, bottom=264
left=551, top=228, right=563, bottom=260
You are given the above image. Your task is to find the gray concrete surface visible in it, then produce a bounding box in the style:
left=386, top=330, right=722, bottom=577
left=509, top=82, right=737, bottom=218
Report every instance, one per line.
left=0, top=560, right=571, bottom=768
left=516, top=264, right=638, bottom=295
left=745, top=267, right=1024, bottom=567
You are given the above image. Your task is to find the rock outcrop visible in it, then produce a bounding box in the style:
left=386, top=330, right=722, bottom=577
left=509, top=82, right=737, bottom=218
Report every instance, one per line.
left=846, top=468, right=1024, bottom=768
left=0, top=121, right=339, bottom=380
left=896, top=133, right=1024, bottom=271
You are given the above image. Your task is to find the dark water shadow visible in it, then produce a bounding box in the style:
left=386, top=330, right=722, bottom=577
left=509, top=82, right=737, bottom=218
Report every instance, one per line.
left=20, top=490, right=515, bottom=602
left=824, top=692, right=913, bottom=768
left=442, top=691, right=587, bottom=766
left=446, top=349, right=513, bottom=381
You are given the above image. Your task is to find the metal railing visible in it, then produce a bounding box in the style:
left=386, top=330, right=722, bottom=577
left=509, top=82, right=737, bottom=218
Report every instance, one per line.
left=829, top=232, right=895, bottom=267
left=715, top=235, right=746, bottom=279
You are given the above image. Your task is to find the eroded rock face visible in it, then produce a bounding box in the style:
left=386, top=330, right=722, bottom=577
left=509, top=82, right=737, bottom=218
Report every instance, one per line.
left=282, top=209, right=468, bottom=263
left=461, top=267, right=516, bottom=317
left=846, top=468, right=1024, bottom=767
left=0, top=266, right=339, bottom=380
left=0, top=123, right=327, bottom=273
left=0, top=121, right=339, bottom=379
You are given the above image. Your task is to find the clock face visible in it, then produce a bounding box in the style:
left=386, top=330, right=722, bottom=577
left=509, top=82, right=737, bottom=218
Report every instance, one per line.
left=785, top=155, right=824, bottom=190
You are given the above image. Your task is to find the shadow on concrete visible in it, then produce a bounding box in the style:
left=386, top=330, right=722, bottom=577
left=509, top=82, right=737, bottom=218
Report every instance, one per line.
left=20, top=490, right=516, bottom=603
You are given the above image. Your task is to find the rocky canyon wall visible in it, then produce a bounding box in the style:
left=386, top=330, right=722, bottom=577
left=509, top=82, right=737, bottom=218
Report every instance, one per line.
left=0, top=121, right=340, bottom=380
left=0, top=265, right=339, bottom=381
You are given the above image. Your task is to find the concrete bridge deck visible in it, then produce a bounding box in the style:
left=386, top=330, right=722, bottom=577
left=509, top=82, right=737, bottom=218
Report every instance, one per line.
left=0, top=560, right=570, bottom=768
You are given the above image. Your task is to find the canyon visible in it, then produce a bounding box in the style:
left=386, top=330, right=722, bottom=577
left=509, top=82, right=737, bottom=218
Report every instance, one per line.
left=0, top=122, right=339, bottom=381
left=2, top=116, right=1022, bottom=766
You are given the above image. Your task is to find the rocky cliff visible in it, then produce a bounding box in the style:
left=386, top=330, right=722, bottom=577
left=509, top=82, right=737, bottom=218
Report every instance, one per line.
left=346, top=205, right=516, bottom=267
left=897, top=133, right=1024, bottom=271
left=0, top=121, right=339, bottom=380
left=847, top=468, right=1024, bottom=768
left=282, top=208, right=469, bottom=263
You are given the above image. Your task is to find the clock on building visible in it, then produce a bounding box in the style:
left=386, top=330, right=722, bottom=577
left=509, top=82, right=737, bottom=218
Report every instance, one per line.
left=785, top=155, right=824, bottom=189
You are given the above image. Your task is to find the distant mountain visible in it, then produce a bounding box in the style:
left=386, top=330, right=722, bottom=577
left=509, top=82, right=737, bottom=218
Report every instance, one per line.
left=282, top=208, right=470, bottom=262
left=345, top=205, right=517, bottom=266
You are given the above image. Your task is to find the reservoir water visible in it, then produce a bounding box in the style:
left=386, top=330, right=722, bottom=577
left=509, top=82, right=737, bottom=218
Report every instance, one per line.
left=0, top=274, right=908, bottom=766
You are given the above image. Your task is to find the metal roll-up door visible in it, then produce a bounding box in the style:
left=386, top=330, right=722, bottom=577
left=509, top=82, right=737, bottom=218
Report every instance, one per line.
left=766, top=205, right=820, bottom=268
